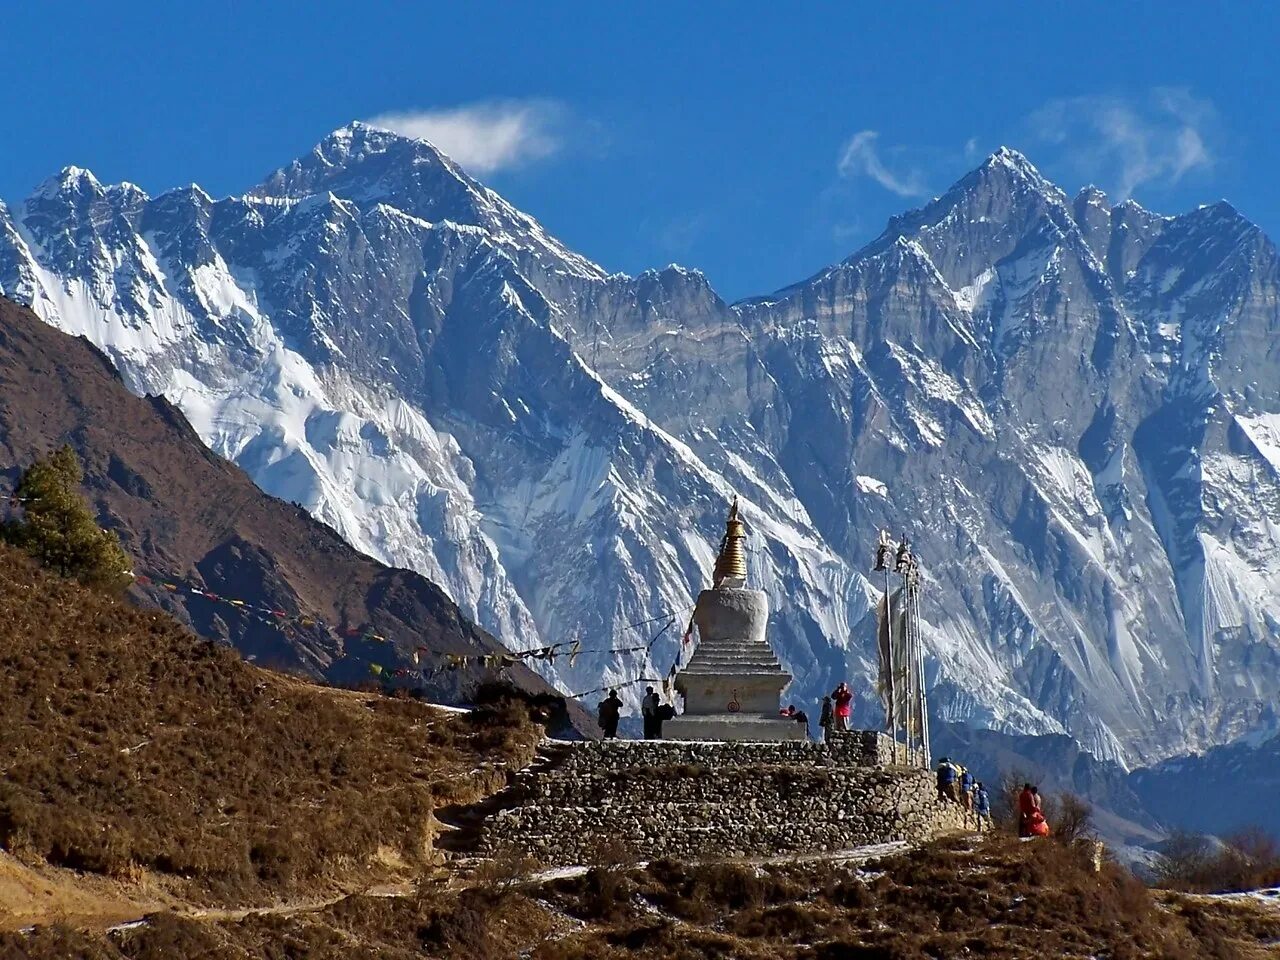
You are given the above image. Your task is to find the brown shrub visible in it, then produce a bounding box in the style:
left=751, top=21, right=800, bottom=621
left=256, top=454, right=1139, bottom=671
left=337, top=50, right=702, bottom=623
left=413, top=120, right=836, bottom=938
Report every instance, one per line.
left=471, top=848, right=540, bottom=892
left=1051, top=791, right=1096, bottom=845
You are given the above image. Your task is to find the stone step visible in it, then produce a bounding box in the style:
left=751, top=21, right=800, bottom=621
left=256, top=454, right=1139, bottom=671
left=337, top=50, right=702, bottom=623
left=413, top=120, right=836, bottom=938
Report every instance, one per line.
left=691, top=650, right=778, bottom=660
left=690, top=640, right=779, bottom=650
left=691, top=647, right=778, bottom=660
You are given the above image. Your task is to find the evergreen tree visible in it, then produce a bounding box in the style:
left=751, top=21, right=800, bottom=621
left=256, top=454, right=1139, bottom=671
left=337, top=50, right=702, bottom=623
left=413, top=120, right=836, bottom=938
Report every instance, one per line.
left=5, top=446, right=132, bottom=592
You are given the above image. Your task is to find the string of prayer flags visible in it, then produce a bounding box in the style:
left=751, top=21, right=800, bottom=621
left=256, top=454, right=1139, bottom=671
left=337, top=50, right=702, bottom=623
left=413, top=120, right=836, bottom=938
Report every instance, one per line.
left=131, top=567, right=699, bottom=692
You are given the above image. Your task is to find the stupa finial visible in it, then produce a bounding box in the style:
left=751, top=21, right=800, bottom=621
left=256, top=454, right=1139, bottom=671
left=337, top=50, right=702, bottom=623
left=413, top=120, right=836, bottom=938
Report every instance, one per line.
left=713, top=496, right=748, bottom=586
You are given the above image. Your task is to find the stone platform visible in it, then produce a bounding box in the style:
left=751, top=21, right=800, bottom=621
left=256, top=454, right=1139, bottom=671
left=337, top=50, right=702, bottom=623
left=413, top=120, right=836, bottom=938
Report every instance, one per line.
left=478, top=731, right=967, bottom=865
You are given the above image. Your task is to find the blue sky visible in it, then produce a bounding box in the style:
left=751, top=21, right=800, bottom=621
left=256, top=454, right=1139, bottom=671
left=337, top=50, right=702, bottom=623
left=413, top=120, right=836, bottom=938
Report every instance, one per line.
left=4, top=3, right=1276, bottom=300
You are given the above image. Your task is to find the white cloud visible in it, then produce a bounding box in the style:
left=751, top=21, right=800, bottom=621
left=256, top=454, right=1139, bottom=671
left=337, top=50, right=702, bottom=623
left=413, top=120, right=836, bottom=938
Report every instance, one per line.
left=657, top=213, right=708, bottom=255
left=365, top=99, right=566, bottom=174
left=1029, top=88, right=1215, bottom=199
left=836, top=131, right=929, bottom=197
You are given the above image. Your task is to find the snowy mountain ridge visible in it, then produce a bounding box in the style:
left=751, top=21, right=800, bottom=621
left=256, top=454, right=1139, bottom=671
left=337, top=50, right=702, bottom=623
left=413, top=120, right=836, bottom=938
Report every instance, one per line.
left=4, top=123, right=1280, bottom=767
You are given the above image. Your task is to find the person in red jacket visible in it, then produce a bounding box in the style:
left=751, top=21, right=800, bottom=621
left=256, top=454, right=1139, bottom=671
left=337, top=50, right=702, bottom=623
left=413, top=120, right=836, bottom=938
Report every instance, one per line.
left=831, top=682, right=854, bottom=731
left=1017, top=783, right=1038, bottom=837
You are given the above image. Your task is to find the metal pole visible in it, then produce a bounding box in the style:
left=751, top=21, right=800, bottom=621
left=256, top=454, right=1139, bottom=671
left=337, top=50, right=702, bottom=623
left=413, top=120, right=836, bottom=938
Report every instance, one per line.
left=884, top=563, right=899, bottom=765
left=912, top=557, right=922, bottom=765
left=904, top=564, right=917, bottom=766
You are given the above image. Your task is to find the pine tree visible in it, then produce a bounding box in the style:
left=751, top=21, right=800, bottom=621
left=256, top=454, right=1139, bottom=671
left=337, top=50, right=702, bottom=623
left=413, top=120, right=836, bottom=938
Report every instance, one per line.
left=5, top=446, right=132, bottom=592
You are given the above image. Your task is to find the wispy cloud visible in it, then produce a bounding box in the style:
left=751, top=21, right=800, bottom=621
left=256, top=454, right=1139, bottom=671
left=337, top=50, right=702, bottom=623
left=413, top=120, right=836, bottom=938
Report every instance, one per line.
left=836, top=131, right=929, bottom=197
left=365, top=99, right=567, bottom=174
left=656, top=213, right=708, bottom=256
left=1029, top=88, right=1215, bottom=199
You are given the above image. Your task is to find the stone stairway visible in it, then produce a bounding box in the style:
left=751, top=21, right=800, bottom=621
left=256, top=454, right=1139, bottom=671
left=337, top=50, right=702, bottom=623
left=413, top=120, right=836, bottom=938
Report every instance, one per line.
left=433, top=740, right=575, bottom=861
left=681, top=637, right=787, bottom=675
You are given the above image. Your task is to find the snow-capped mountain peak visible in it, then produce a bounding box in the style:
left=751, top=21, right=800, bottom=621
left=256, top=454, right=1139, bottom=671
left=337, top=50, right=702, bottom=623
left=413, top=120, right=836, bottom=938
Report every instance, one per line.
left=34, top=164, right=104, bottom=198
left=252, top=122, right=605, bottom=283
left=3, top=134, right=1279, bottom=768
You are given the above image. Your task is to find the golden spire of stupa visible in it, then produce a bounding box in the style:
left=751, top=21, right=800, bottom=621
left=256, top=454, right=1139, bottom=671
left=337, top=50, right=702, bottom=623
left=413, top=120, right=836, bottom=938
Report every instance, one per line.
left=713, top=496, right=748, bottom=586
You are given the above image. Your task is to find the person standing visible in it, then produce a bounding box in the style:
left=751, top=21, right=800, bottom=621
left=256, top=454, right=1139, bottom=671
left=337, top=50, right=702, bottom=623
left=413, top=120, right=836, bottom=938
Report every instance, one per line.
left=818, top=695, right=833, bottom=742
left=960, top=766, right=975, bottom=813
left=641, top=685, right=660, bottom=740
left=597, top=689, right=623, bottom=739
left=973, top=781, right=991, bottom=831
left=1026, top=785, right=1050, bottom=836
left=831, top=682, right=853, bottom=731
left=1017, top=783, right=1037, bottom=837
left=936, top=757, right=959, bottom=802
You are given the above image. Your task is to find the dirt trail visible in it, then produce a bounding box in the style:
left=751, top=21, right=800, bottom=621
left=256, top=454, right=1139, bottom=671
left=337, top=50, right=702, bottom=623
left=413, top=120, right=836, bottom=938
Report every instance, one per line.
left=0, top=853, right=160, bottom=933
left=175, top=883, right=414, bottom=924
left=0, top=852, right=418, bottom=934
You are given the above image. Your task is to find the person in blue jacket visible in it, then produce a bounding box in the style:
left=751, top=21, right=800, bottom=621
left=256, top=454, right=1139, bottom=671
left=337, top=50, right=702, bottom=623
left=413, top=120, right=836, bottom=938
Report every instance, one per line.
left=936, top=757, right=959, bottom=802
left=973, top=781, right=991, bottom=831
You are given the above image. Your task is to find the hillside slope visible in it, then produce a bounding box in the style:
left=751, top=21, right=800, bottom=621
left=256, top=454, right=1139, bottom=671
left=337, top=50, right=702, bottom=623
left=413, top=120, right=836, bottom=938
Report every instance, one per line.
left=0, top=541, right=540, bottom=925
left=0, top=295, right=573, bottom=711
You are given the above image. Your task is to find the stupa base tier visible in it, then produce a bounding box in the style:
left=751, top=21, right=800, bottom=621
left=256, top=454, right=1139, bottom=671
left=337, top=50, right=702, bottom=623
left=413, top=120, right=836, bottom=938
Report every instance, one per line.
left=663, top=714, right=808, bottom=742
left=675, top=673, right=792, bottom=715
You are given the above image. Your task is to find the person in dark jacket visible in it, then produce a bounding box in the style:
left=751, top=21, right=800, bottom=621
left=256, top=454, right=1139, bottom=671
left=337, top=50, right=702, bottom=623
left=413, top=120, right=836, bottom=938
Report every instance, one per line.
left=818, top=695, right=834, bottom=742
left=597, top=689, right=623, bottom=739
left=641, top=686, right=659, bottom=739
left=936, top=757, right=959, bottom=802
left=781, top=703, right=810, bottom=737
left=655, top=702, right=675, bottom=739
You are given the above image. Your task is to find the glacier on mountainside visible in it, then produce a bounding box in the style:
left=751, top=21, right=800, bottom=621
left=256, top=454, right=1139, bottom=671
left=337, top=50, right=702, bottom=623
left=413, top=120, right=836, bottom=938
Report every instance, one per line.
left=3, top=124, right=1280, bottom=767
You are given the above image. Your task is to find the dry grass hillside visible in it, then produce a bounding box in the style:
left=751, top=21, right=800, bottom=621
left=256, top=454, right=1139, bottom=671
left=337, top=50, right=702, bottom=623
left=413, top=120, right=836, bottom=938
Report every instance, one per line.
left=0, top=542, right=540, bottom=927
left=7, top=835, right=1279, bottom=959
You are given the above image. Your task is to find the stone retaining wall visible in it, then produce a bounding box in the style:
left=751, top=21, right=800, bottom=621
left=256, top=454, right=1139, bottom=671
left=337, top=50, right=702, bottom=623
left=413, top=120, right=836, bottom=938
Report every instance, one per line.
left=480, top=732, right=966, bottom=865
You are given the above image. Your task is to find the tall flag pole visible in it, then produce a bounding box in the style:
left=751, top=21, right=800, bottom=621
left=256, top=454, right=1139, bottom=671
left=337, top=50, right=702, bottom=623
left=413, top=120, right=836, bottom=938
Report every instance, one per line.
left=894, top=536, right=913, bottom=767
left=899, top=544, right=917, bottom=764
left=873, top=530, right=897, bottom=763
left=908, top=555, right=922, bottom=766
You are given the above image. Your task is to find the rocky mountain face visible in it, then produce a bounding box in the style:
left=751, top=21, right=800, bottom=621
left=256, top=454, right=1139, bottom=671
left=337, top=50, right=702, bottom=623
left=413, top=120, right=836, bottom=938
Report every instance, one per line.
left=3, top=125, right=1279, bottom=766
